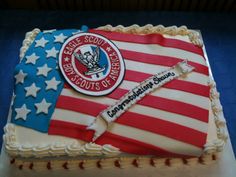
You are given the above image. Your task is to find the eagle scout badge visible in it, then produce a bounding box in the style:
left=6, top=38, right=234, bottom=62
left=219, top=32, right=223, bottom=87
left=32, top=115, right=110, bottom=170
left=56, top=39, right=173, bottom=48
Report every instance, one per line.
left=59, top=32, right=125, bottom=96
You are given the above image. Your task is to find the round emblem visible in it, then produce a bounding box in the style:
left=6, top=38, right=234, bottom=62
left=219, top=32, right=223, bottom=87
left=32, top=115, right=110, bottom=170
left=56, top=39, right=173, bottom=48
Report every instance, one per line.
left=59, top=32, right=125, bottom=96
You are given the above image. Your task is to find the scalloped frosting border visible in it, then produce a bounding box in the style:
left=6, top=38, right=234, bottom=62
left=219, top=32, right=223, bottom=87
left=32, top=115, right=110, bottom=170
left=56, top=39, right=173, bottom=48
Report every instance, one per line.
left=96, top=24, right=203, bottom=46
left=3, top=26, right=227, bottom=169
left=3, top=123, right=120, bottom=158
left=19, top=28, right=41, bottom=60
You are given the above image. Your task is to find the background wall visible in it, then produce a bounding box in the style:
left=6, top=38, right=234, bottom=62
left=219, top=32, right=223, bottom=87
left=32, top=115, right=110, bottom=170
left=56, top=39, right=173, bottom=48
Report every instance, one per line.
left=0, top=0, right=236, bottom=12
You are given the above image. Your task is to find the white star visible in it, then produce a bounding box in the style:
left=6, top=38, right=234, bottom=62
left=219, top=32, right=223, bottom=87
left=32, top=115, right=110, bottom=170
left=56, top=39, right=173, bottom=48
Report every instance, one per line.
left=54, top=33, right=67, bottom=43
left=35, top=99, right=51, bottom=114
left=24, top=83, right=41, bottom=98
left=43, top=29, right=56, bottom=33
left=46, top=47, right=59, bottom=58
left=15, top=104, right=31, bottom=121
left=64, top=57, right=70, bottom=62
left=15, top=70, right=27, bottom=84
left=106, top=47, right=111, bottom=52
left=37, top=64, right=52, bottom=77
left=35, top=37, right=49, bottom=48
left=45, top=77, right=61, bottom=91
left=25, top=53, right=39, bottom=65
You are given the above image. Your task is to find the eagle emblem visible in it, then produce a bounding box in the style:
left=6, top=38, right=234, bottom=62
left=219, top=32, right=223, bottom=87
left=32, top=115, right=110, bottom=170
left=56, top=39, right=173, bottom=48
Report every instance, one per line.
left=73, top=46, right=105, bottom=77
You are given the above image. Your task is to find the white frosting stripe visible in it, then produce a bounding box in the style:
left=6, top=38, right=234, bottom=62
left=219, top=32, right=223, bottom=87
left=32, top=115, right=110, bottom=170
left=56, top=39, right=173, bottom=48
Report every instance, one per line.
left=51, top=111, right=202, bottom=156
left=53, top=107, right=208, bottom=133
left=107, top=123, right=203, bottom=156
left=53, top=109, right=95, bottom=126
left=113, top=40, right=206, bottom=66
left=120, top=80, right=209, bottom=109
left=125, top=59, right=208, bottom=86
left=63, top=82, right=209, bottom=109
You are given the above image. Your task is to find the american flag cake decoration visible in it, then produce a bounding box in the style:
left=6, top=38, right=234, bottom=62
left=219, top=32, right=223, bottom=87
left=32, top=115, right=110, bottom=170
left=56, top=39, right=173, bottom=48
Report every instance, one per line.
left=10, top=25, right=214, bottom=158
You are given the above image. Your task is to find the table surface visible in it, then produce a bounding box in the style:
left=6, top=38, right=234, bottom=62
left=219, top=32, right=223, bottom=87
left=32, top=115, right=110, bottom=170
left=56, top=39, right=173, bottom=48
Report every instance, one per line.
left=0, top=10, right=236, bottom=157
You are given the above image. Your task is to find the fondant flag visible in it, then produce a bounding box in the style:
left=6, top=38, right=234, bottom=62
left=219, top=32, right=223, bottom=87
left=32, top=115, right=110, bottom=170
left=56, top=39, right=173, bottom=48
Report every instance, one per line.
left=12, top=27, right=210, bottom=157
left=48, top=29, right=210, bottom=157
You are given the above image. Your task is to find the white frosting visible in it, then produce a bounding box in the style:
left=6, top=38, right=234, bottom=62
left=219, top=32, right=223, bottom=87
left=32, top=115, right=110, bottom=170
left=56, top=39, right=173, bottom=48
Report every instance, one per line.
left=97, top=24, right=203, bottom=46
left=3, top=123, right=120, bottom=158
left=102, top=145, right=120, bottom=156
left=19, top=28, right=40, bottom=60
left=203, top=78, right=227, bottom=155
left=2, top=25, right=228, bottom=171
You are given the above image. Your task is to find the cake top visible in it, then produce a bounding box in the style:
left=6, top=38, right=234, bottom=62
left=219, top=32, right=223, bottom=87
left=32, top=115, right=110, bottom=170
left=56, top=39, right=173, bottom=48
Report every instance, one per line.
left=4, top=25, right=227, bottom=159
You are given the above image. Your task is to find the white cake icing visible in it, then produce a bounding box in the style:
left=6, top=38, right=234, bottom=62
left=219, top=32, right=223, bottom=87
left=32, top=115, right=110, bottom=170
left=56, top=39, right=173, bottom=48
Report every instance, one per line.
left=2, top=25, right=227, bottom=174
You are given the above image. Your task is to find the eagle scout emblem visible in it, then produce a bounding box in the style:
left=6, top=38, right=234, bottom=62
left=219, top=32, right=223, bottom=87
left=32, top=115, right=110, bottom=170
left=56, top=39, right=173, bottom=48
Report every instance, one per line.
left=59, top=32, right=125, bottom=96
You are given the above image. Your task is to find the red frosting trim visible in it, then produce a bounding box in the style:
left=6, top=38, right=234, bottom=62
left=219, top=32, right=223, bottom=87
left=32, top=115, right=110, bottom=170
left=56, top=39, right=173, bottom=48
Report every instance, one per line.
left=150, top=158, right=155, bottom=167
left=182, top=158, right=188, bottom=164
left=96, top=160, right=102, bottom=169
left=62, top=162, right=69, bottom=170
left=132, top=159, right=139, bottom=167
left=10, top=158, right=15, bottom=164
left=79, top=161, right=84, bottom=169
left=114, top=160, right=121, bottom=168
left=18, top=164, right=23, bottom=170
left=212, top=154, right=216, bottom=160
left=29, top=162, right=34, bottom=170
left=165, top=159, right=171, bottom=166
left=47, top=162, right=52, bottom=170
left=198, top=156, right=204, bottom=164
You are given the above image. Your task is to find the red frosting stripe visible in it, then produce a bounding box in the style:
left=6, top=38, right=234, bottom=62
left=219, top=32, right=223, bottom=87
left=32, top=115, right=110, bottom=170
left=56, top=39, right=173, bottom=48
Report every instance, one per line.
left=48, top=120, right=193, bottom=158
left=55, top=96, right=207, bottom=147
left=61, top=86, right=209, bottom=122
left=89, top=29, right=205, bottom=57
left=108, top=88, right=209, bottom=122
left=121, top=49, right=209, bottom=76
left=123, top=70, right=210, bottom=97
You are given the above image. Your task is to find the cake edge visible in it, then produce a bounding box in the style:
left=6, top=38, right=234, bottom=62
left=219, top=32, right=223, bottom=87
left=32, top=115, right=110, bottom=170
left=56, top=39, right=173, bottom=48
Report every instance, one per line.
left=2, top=25, right=228, bottom=169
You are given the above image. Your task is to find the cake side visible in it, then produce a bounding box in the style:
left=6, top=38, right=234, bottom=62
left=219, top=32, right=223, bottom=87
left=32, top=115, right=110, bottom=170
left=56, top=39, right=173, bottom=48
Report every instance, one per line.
left=2, top=25, right=228, bottom=169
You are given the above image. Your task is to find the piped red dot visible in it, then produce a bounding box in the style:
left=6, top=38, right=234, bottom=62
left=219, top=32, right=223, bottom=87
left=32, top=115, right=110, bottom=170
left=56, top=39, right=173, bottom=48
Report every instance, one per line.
left=165, top=159, right=171, bottom=166
left=182, top=158, right=188, bottom=165
left=19, top=164, right=23, bottom=170
left=47, top=162, right=52, bottom=170
left=114, top=160, right=121, bottom=168
left=96, top=160, right=102, bottom=169
left=10, top=158, right=15, bottom=164
left=29, top=163, right=34, bottom=170
left=198, top=157, right=204, bottom=164
left=132, top=159, right=139, bottom=167
left=150, top=158, right=155, bottom=167
left=63, top=162, right=69, bottom=170
left=79, top=161, right=84, bottom=169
